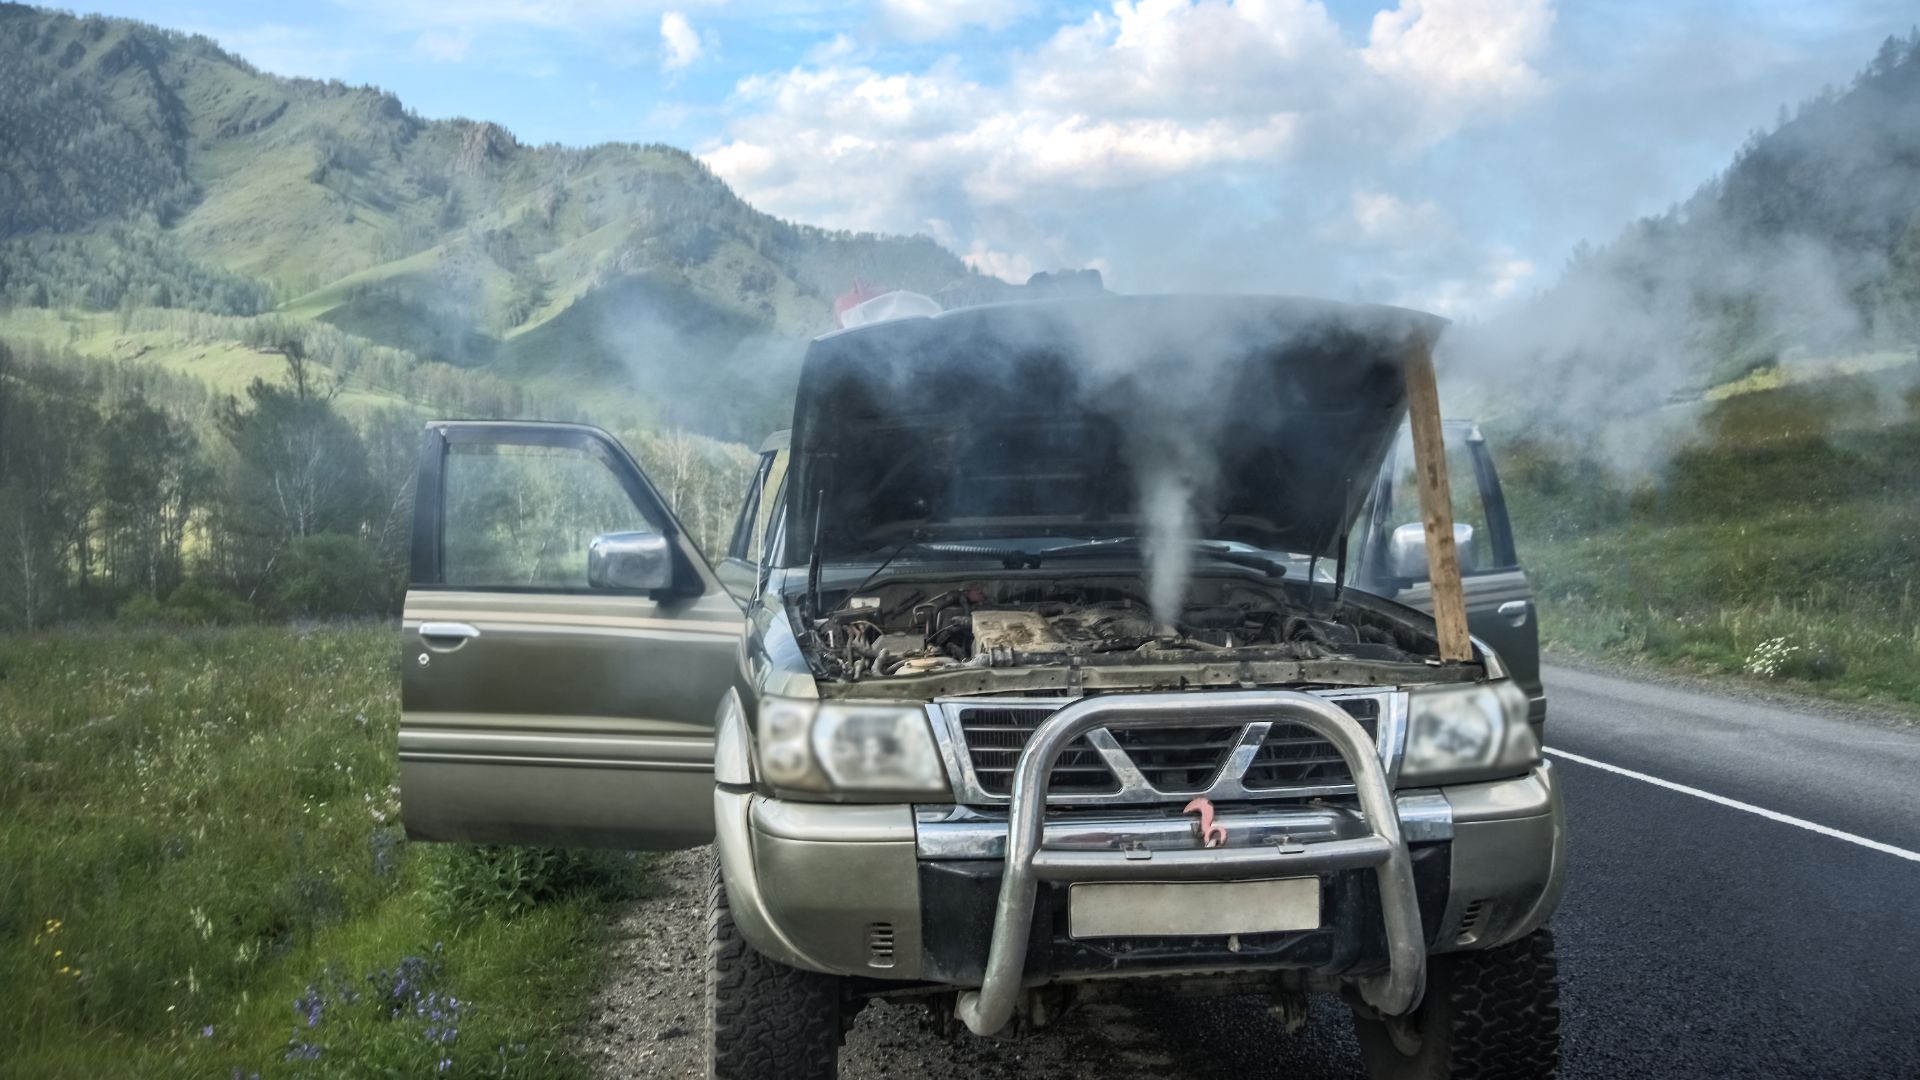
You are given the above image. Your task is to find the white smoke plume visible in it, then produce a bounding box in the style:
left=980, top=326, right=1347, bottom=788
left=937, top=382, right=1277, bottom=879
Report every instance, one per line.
left=1437, top=41, right=1920, bottom=471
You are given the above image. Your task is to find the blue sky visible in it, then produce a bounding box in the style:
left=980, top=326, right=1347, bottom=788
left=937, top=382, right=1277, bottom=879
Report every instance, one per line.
left=87, top=1, right=1917, bottom=314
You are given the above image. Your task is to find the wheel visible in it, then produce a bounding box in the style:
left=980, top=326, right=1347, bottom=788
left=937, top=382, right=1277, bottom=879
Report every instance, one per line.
left=706, top=859, right=845, bottom=1080
left=1352, top=926, right=1561, bottom=1080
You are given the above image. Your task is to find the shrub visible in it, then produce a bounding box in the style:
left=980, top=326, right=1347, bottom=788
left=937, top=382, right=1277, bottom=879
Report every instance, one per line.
left=424, top=845, right=649, bottom=920
left=273, top=533, right=391, bottom=617
left=117, top=578, right=254, bottom=626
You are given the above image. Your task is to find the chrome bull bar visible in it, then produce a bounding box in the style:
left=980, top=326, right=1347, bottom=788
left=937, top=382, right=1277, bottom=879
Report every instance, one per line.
left=953, top=690, right=1426, bottom=1036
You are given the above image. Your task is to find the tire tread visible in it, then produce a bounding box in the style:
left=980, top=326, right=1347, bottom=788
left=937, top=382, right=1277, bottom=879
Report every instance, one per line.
left=1355, top=926, right=1561, bottom=1080
left=706, top=860, right=843, bottom=1080
left=1443, top=927, right=1561, bottom=1079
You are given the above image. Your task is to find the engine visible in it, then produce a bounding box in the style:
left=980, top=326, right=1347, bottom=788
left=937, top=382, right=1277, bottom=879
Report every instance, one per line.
left=805, top=575, right=1431, bottom=682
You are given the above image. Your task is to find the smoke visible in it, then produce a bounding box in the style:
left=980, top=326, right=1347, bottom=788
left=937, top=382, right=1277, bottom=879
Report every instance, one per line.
left=1072, top=302, right=1438, bottom=628
left=1437, top=42, right=1920, bottom=472
left=586, top=277, right=804, bottom=442
left=1122, top=389, right=1226, bottom=629
left=1441, top=220, right=1893, bottom=473
left=798, top=297, right=1430, bottom=630
left=1137, top=459, right=1202, bottom=628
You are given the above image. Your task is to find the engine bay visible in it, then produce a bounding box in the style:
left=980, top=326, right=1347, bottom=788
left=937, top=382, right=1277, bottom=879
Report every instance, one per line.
left=803, top=574, right=1439, bottom=683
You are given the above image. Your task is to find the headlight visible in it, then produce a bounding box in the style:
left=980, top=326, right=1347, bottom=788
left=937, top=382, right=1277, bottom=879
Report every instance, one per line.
left=1399, top=680, right=1538, bottom=785
left=754, top=697, right=950, bottom=797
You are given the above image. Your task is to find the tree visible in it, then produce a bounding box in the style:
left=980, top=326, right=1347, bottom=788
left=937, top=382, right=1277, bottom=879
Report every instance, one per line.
left=0, top=346, right=102, bottom=629
left=358, top=405, right=422, bottom=584
left=98, top=396, right=201, bottom=597
left=215, top=354, right=375, bottom=587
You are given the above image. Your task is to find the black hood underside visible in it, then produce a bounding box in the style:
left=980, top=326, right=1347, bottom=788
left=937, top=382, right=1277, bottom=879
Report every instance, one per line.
left=786, top=294, right=1446, bottom=565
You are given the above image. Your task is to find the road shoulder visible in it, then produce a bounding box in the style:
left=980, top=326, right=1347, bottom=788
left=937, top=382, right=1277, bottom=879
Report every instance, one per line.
left=1543, top=647, right=1917, bottom=732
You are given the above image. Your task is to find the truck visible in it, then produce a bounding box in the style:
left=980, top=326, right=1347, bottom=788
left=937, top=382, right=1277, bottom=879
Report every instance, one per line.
left=397, top=294, right=1565, bottom=1079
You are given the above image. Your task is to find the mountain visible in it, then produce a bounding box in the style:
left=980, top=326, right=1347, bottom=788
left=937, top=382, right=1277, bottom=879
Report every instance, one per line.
left=0, top=4, right=996, bottom=437
left=1471, top=30, right=1920, bottom=431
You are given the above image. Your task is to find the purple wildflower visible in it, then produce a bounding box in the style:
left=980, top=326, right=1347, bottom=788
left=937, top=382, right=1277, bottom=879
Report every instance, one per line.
left=294, top=985, right=326, bottom=1028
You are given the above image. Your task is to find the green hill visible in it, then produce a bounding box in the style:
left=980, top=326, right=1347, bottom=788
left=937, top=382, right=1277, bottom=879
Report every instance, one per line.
left=1486, top=30, right=1920, bottom=413
left=0, top=3, right=996, bottom=439
left=1477, top=31, right=1920, bottom=710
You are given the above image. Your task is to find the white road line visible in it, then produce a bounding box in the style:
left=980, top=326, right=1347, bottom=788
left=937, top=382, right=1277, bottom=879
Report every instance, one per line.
left=1544, top=746, right=1920, bottom=865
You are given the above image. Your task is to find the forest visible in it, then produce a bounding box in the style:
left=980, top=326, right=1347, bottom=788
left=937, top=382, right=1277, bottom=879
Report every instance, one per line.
left=0, top=334, right=755, bottom=631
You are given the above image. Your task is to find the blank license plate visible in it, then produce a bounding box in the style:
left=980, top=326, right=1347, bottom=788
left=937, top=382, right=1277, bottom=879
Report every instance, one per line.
left=1068, top=878, right=1321, bottom=939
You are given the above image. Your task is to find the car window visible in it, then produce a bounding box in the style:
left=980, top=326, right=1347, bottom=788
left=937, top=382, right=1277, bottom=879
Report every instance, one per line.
left=442, top=443, right=657, bottom=588
left=726, top=453, right=772, bottom=563
left=751, top=450, right=789, bottom=564
left=724, top=449, right=789, bottom=565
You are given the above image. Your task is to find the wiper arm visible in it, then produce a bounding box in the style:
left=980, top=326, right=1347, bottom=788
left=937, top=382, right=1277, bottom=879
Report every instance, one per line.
left=1007, top=539, right=1286, bottom=578
left=1189, top=543, right=1289, bottom=579
left=1000, top=537, right=1138, bottom=568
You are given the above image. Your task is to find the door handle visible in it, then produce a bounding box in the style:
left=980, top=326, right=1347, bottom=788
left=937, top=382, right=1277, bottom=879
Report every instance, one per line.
left=1496, top=601, right=1530, bottom=628
left=419, top=622, right=481, bottom=651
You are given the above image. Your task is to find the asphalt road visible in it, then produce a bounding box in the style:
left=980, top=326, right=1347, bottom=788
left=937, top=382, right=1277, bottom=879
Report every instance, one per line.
left=1080, top=663, right=1920, bottom=1079
left=589, top=663, right=1920, bottom=1078
left=1541, top=663, right=1920, bottom=1079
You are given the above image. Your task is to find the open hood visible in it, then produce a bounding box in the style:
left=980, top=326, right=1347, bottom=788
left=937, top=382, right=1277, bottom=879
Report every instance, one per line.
left=784, top=294, right=1447, bottom=566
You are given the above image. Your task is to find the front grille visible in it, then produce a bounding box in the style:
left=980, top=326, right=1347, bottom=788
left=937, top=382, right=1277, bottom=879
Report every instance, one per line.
left=1242, top=697, right=1380, bottom=789
left=1108, top=725, right=1242, bottom=792
left=946, top=693, right=1390, bottom=803
left=956, top=707, right=1119, bottom=796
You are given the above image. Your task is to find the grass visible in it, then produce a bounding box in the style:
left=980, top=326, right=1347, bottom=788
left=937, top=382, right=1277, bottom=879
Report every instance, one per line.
left=0, top=308, right=412, bottom=414
left=0, top=625, right=642, bottom=1078
left=1501, top=369, right=1920, bottom=714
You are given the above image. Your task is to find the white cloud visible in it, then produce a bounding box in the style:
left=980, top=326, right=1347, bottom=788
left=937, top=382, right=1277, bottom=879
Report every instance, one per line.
left=1364, top=0, right=1553, bottom=97
left=413, top=27, right=475, bottom=62
left=1403, top=253, right=1536, bottom=316
left=703, top=0, right=1559, bottom=301
left=1364, top=0, right=1556, bottom=140
left=660, top=11, right=703, bottom=71
left=1348, top=188, right=1451, bottom=242
left=872, top=0, right=1027, bottom=42
left=806, top=32, right=862, bottom=64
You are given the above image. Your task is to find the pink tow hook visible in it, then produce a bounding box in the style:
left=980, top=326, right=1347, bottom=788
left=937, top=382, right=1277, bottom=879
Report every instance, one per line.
left=1184, top=796, right=1228, bottom=848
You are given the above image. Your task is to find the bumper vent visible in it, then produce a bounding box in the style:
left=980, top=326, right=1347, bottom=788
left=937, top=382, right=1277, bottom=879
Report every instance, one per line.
left=947, top=692, right=1391, bottom=804
left=1454, top=900, right=1491, bottom=946
left=866, top=922, right=896, bottom=969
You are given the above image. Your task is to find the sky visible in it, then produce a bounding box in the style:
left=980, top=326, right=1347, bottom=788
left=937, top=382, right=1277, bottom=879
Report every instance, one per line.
left=83, top=0, right=1917, bottom=316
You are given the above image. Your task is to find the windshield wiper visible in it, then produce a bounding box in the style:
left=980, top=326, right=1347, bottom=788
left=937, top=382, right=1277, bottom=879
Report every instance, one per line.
left=1005, top=538, right=1287, bottom=578
left=829, top=540, right=1014, bottom=615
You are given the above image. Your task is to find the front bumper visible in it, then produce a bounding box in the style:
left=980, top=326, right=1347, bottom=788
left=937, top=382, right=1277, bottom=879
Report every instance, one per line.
left=714, top=705, right=1564, bottom=1032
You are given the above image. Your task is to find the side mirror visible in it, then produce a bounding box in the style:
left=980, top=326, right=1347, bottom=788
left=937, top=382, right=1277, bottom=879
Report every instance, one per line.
left=1387, top=522, right=1478, bottom=582
left=588, top=531, right=672, bottom=591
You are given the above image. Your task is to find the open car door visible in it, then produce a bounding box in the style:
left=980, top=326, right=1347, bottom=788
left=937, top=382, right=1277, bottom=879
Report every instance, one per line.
left=1352, top=420, right=1546, bottom=726
left=400, top=422, right=746, bottom=850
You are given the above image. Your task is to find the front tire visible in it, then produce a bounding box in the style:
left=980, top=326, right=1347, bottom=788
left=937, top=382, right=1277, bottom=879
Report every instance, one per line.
left=1353, top=927, right=1561, bottom=1080
left=706, top=860, right=845, bottom=1080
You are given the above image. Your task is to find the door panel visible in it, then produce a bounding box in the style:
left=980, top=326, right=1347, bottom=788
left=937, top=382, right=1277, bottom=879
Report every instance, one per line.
left=400, top=422, right=744, bottom=850
left=1354, top=421, right=1545, bottom=724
